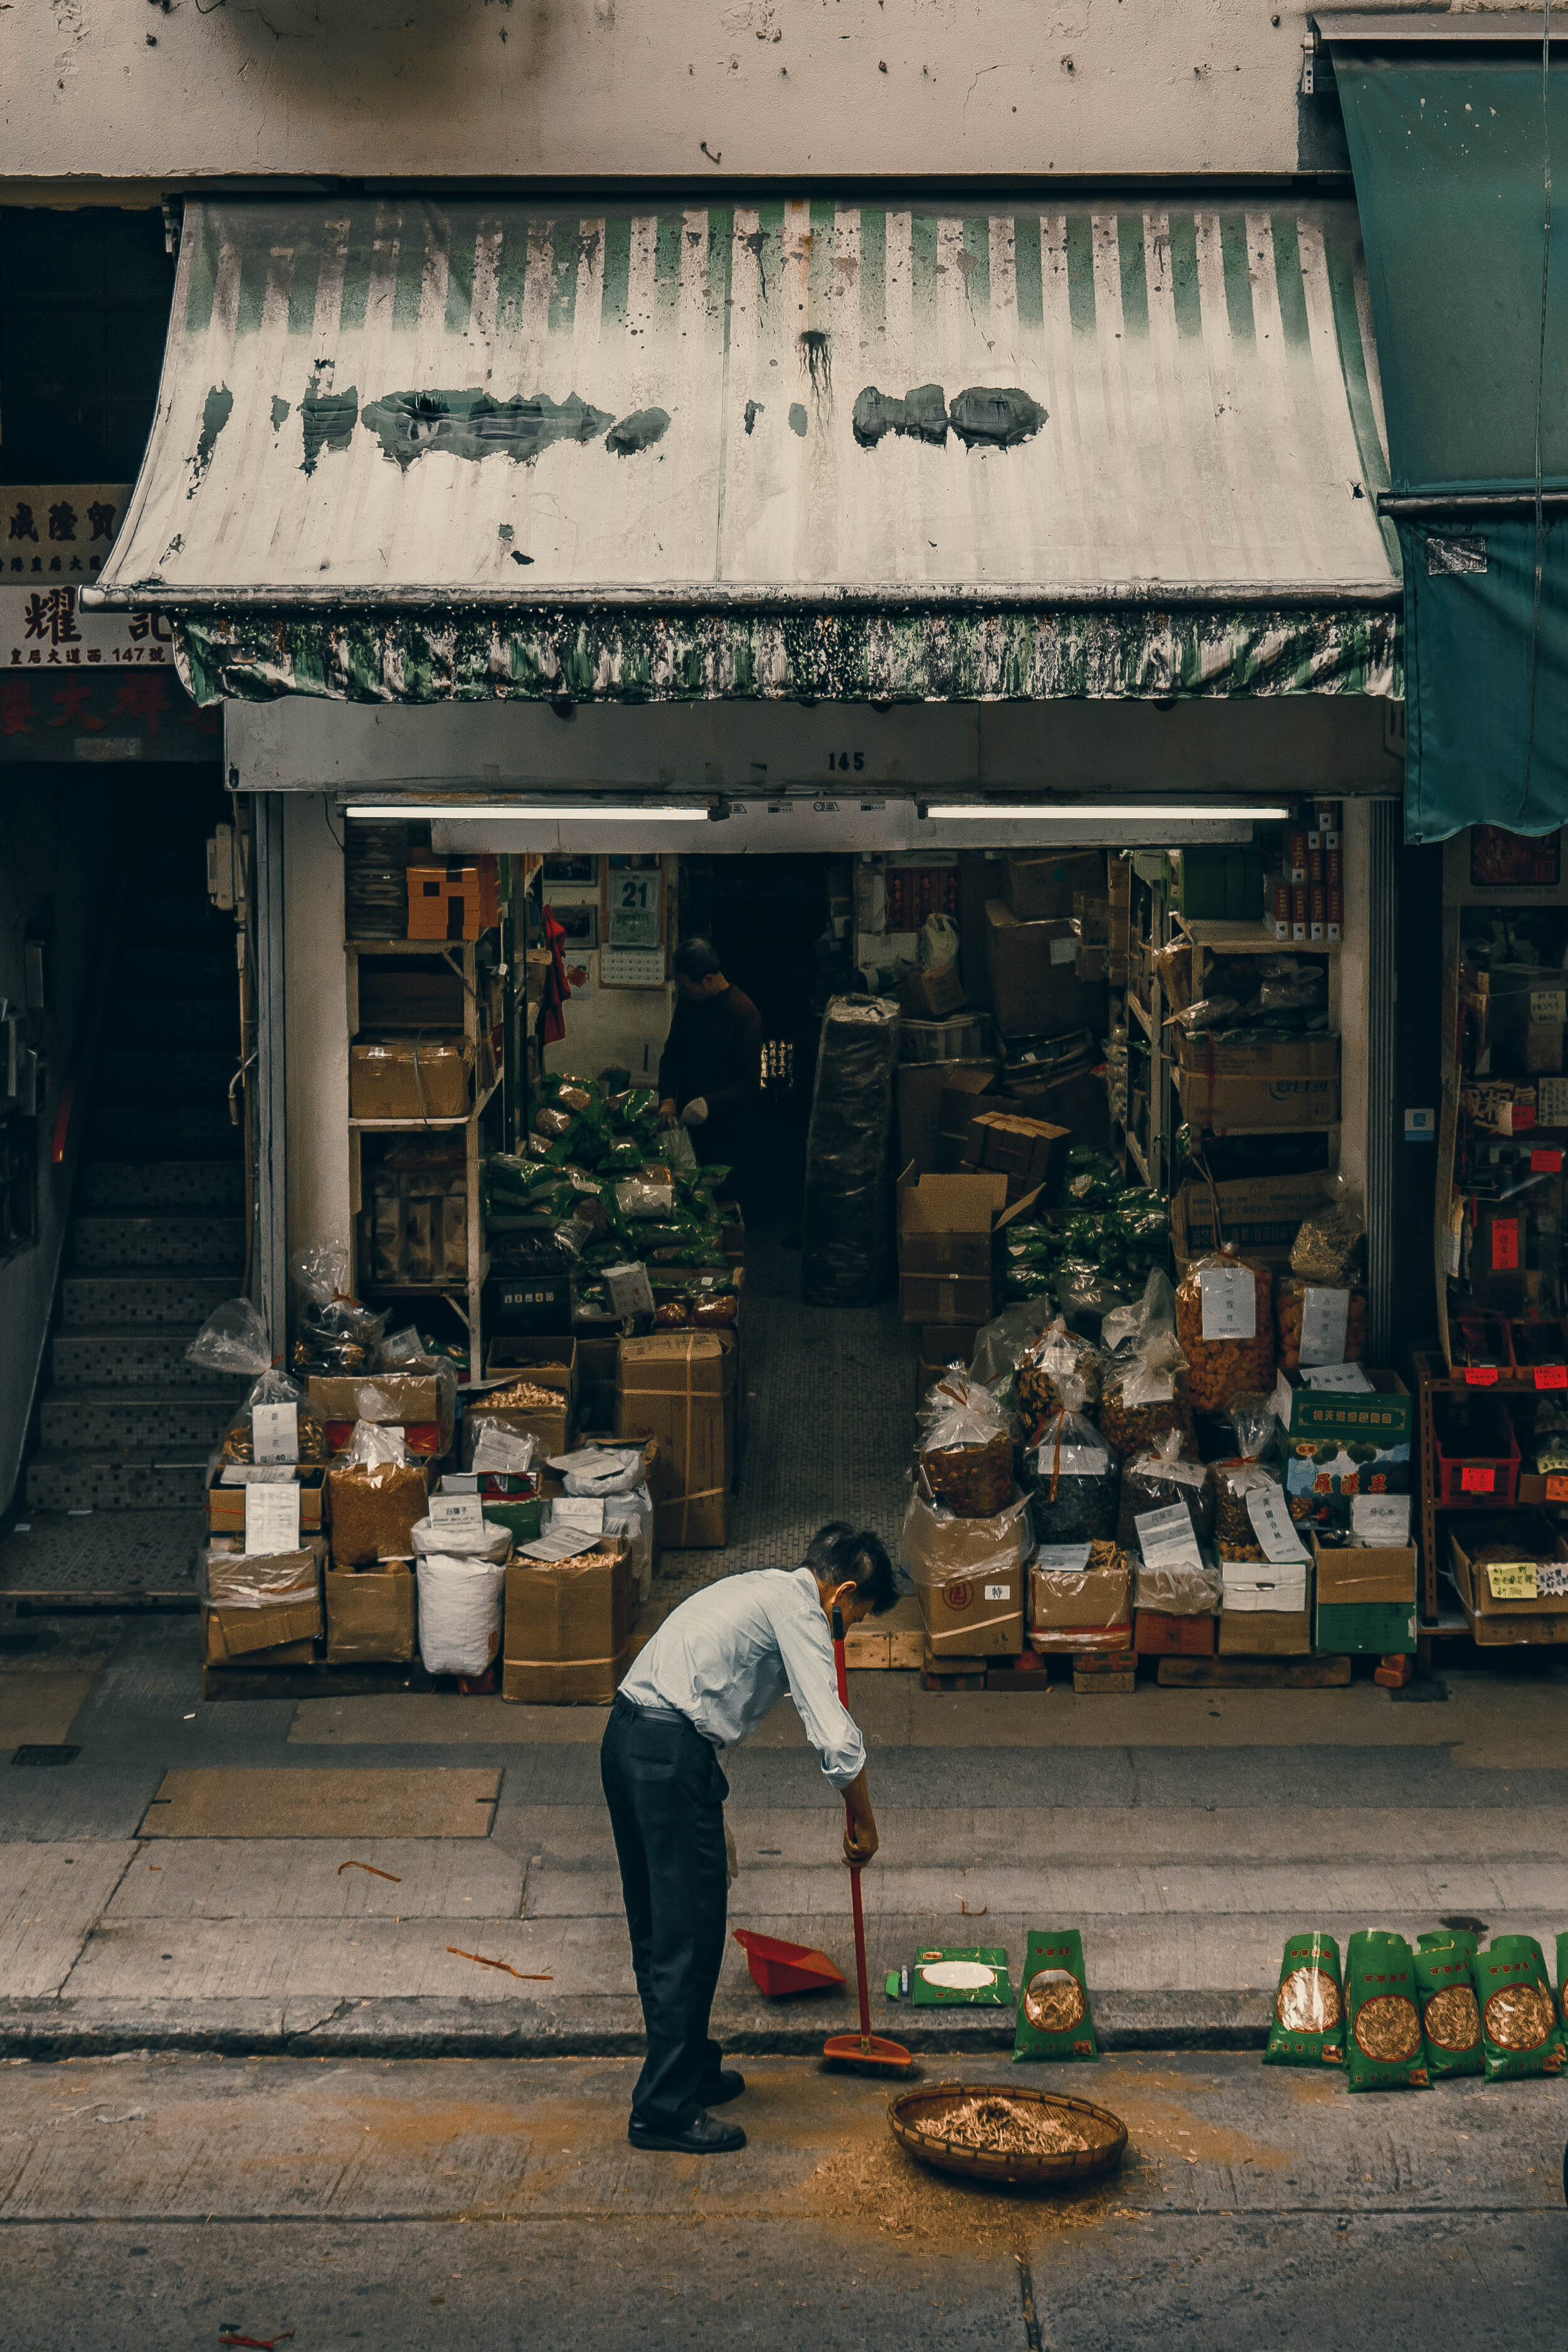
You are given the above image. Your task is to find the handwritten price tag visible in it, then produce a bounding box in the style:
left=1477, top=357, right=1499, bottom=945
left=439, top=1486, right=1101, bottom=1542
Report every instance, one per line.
left=1492, top=1217, right=1520, bottom=1271
left=1532, top=1148, right=1564, bottom=1173
left=1464, top=1367, right=1500, bottom=1386
left=1459, top=1466, right=1496, bottom=1493
left=1535, top=1365, right=1568, bottom=1389
left=1487, top=1561, right=1539, bottom=1601
left=1548, top=1476, right=1568, bottom=1502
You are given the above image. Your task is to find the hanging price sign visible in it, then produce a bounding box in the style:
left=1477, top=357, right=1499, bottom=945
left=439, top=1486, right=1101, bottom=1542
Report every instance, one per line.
left=1463, top=1367, right=1499, bottom=1386
left=1459, top=1466, right=1496, bottom=1493
left=1534, top=1365, right=1568, bottom=1390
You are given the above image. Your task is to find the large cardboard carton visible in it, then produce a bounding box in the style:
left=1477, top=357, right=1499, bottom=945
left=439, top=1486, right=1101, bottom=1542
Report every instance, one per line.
left=405, top=854, right=502, bottom=941
left=1174, top=1067, right=1340, bottom=1133
left=963, top=1109, right=1068, bottom=1197
left=1030, top=1555, right=1131, bottom=1631
left=325, top=1565, right=416, bottom=1664
left=1311, top=1537, right=1417, bottom=1608
left=617, top=1332, right=736, bottom=1547
left=203, top=1542, right=325, bottom=1661
left=1135, top=1610, right=1216, bottom=1656
left=898, top=1058, right=997, bottom=1177
left=349, top=1041, right=472, bottom=1121
left=897, top=1168, right=1040, bottom=1325
left=207, top=1465, right=327, bottom=1537
left=502, top=1540, right=632, bottom=1703
left=898, top=963, right=967, bottom=1019
left=1171, top=1169, right=1332, bottom=1268
left=904, top=1498, right=1028, bottom=1655
left=468, top=1338, right=578, bottom=1461
left=983, top=901, right=1108, bottom=1041
left=1448, top=1518, right=1568, bottom=1643
left=1004, top=850, right=1104, bottom=923
left=1172, top=1031, right=1340, bottom=1083
left=1217, top=1608, right=1313, bottom=1655
left=935, top=1063, right=1003, bottom=1170
left=309, top=1373, right=446, bottom=1425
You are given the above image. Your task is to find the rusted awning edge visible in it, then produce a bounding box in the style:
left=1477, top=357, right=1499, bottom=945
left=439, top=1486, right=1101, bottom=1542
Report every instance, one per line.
left=178, top=603, right=1402, bottom=706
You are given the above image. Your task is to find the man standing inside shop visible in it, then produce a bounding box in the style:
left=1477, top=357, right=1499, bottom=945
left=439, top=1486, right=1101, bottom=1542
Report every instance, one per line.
left=601, top=1523, right=895, bottom=2153
left=657, top=936, right=764, bottom=1204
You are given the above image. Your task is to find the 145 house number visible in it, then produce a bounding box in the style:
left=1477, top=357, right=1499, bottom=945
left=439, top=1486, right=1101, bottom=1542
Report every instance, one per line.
left=826, top=752, right=866, bottom=771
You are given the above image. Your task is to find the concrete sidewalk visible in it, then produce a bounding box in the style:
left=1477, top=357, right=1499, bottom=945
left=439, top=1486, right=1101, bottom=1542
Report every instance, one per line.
left=4, top=1606, right=1568, bottom=2057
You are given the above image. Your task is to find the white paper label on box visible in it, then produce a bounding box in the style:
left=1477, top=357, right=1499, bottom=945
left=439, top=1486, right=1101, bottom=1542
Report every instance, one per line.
left=518, top=1525, right=603, bottom=1563
left=1198, top=1263, right=1256, bottom=1342
left=1245, top=1488, right=1310, bottom=1564
left=1135, top=1502, right=1205, bottom=1573
left=1049, top=935, right=1078, bottom=966
left=244, top=1481, right=301, bottom=1555
left=219, top=1463, right=296, bottom=1488
left=1298, top=1286, right=1350, bottom=1369
left=983, top=1582, right=1012, bottom=1601
left=440, top=1473, right=479, bottom=1493
left=250, top=1402, right=299, bottom=1465
left=1531, top=988, right=1567, bottom=1025
left=1540, top=1076, right=1568, bottom=1125
left=1036, top=1544, right=1093, bottom=1572
left=428, top=1493, right=485, bottom=1535
left=1486, top=1560, right=1539, bottom=1601
left=1300, top=1362, right=1374, bottom=1393
left=1350, top=1493, right=1412, bottom=1546
left=1538, top=1564, right=1568, bottom=1597
left=604, top=1261, right=656, bottom=1318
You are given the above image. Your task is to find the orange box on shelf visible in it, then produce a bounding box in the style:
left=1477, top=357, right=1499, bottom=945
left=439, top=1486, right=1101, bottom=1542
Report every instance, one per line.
left=406, top=857, right=502, bottom=941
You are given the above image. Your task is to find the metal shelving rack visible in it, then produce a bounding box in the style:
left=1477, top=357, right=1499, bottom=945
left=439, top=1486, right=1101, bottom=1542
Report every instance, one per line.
left=346, top=936, right=500, bottom=1374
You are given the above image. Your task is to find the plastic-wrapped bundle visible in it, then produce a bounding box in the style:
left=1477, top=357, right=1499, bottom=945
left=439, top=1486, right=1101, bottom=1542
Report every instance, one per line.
left=916, top=1372, right=1015, bottom=1518
left=416, top=1552, right=507, bottom=1677
left=802, top=994, right=901, bottom=1306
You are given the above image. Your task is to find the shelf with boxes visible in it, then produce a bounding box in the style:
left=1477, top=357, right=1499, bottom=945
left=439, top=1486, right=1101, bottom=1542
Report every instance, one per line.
left=1412, top=1348, right=1568, bottom=1645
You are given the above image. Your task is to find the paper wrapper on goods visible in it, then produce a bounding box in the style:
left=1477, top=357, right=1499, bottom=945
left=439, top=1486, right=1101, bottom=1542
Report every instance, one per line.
left=1472, top=1936, right=1566, bottom=2081
left=1343, top=1930, right=1429, bottom=2092
left=1012, top=1928, right=1099, bottom=2063
left=1263, top=1931, right=1345, bottom=2069
left=1411, top=1932, right=1483, bottom=2079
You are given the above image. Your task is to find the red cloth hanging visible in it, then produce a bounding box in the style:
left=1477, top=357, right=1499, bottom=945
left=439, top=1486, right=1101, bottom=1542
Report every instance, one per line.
left=539, top=904, right=572, bottom=1046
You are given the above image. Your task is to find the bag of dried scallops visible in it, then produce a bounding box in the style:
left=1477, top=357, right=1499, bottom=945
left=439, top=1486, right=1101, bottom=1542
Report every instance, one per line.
left=916, top=1371, right=1015, bottom=1520
left=1174, top=1248, right=1274, bottom=1415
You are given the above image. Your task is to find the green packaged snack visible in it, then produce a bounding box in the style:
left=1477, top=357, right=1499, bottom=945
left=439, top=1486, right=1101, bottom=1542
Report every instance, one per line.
left=1473, top=1936, right=1565, bottom=2080
left=908, top=1947, right=1012, bottom=2008
left=1412, top=1933, right=1483, bottom=2078
left=1343, top=1931, right=1429, bottom=2091
left=1557, top=1929, right=1568, bottom=2028
left=1012, top=1929, right=1099, bottom=2063
left=1263, top=1932, right=1345, bottom=2069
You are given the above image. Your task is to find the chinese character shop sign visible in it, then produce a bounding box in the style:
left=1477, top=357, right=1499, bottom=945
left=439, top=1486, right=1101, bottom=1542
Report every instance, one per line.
left=0, top=487, right=218, bottom=763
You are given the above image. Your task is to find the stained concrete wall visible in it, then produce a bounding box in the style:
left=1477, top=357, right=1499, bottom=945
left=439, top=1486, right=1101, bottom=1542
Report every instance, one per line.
left=1, top=0, right=1428, bottom=189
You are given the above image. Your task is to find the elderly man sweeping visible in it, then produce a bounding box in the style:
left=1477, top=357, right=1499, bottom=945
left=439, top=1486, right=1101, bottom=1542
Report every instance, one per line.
left=600, top=1521, right=898, bottom=2154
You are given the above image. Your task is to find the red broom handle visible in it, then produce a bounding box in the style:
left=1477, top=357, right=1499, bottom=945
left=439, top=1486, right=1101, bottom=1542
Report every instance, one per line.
left=832, top=1611, right=872, bottom=2044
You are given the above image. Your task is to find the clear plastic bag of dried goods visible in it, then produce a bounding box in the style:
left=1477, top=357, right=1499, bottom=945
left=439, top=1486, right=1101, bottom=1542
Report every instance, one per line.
left=1098, top=1271, right=1192, bottom=1455
left=1022, top=1374, right=1120, bottom=1544
left=1290, top=1175, right=1366, bottom=1288
left=1212, top=1393, right=1288, bottom=1560
left=1131, top=1555, right=1222, bottom=1615
left=370, top=1323, right=458, bottom=1436
left=188, top=1298, right=272, bottom=1380
left=971, top=1300, right=1060, bottom=1389
left=189, top=1298, right=328, bottom=1469
left=328, top=1431, right=429, bottom=1566
left=1173, top=1248, right=1274, bottom=1414
left=916, top=1372, right=1015, bottom=1518
left=1116, top=1427, right=1216, bottom=1551
left=1015, top=1316, right=1103, bottom=1430
left=1054, top=1258, right=1134, bottom=1340
left=201, top=1544, right=323, bottom=1660
left=290, top=1243, right=387, bottom=1377
left=1276, top=1276, right=1367, bottom=1370
left=1170, top=996, right=1242, bottom=1034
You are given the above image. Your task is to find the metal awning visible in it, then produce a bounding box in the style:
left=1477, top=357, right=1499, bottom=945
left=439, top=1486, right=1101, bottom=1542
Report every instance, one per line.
left=91, top=196, right=1401, bottom=704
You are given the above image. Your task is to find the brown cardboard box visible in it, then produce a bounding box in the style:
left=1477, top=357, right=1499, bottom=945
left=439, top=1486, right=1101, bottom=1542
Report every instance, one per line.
left=897, top=1168, right=1041, bottom=1325
left=1000, top=1054, right=1111, bottom=1150
left=934, top=1062, right=1002, bottom=1170
left=207, top=1466, right=327, bottom=1537
left=325, top=1565, right=416, bottom=1664
left=204, top=1625, right=319, bottom=1669
left=1311, top=1538, right=1416, bottom=1608
left=1030, top=1557, right=1131, bottom=1631
left=1172, top=1030, right=1340, bottom=1081
left=844, top=1591, right=927, bottom=1670
left=1072, top=891, right=1110, bottom=941
left=406, top=855, right=502, bottom=941
left=963, top=1109, right=1068, bottom=1197
left=469, top=1339, right=578, bottom=1461
left=983, top=901, right=1108, bottom=1041
left=898, top=1058, right=997, bottom=1178
left=502, top=1540, right=632, bottom=1703
left=1075, top=942, right=1109, bottom=984
left=904, top=1497, right=1029, bottom=1655
left=917, top=1580, right=1025, bottom=1657
left=901, top=1274, right=993, bottom=1324
left=617, top=1332, right=736, bottom=1548
left=1174, top=1068, right=1340, bottom=1133
left=309, top=1373, right=446, bottom=1425
left=1004, top=850, right=1105, bottom=923
left=1448, top=1519, right=1568, bottom=1643
left=898, top=963, right=967, bottom=1019
left=1135, top=1610, right=1217, bottom=1656
left=203, top=1544, right=325, bottom=1660
left=1217, top=1609, right=1313, bottom=1655
left=1172, top=1169, right=1332, bottom=1268
left=349, top=1041, right=472, bottom=1121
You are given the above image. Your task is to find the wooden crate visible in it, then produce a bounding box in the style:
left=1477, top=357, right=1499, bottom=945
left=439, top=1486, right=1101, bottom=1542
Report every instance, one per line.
left=845, top=1592, right=926, bottom=1671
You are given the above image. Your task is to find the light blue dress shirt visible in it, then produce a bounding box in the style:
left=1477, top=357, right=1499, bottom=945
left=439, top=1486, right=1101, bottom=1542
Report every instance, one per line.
left=618, top=1565, right=867, bottom=1790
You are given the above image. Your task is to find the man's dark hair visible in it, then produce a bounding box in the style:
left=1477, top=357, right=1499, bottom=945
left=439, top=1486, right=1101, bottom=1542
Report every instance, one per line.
left=672, top=935, right=724, bottom=983
left=805, top=1522, right=898, bottom=1616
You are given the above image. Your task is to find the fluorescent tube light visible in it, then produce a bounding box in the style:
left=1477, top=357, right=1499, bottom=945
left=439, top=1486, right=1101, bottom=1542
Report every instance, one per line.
left=921, top=802, right=1293, bottom=822
left=346, top=803, right=704, bottom=821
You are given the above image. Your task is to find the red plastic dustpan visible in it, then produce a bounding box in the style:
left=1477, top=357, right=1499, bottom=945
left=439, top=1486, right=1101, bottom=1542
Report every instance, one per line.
left=733, top=1928, right=845, bottom=1999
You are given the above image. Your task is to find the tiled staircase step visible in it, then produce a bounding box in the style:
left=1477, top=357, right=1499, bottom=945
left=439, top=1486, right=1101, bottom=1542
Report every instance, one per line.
left=94, top=1049, right=239, bottom=1104
left=51, top=1330, right=242, bottom=1391
left=105, top=997, right=241, bottom=1048
left=40, top=1386, right=237, bottom=1452
left=84, top=1102, right=239, bottom=1156
left=60, top=1270, right=241, bottom=1330
left=77, top=1160, right=243, bottom=1215
left=24, top=1451, right=212, bottom=1514
left=72, top=1214, right=245, bottom=1271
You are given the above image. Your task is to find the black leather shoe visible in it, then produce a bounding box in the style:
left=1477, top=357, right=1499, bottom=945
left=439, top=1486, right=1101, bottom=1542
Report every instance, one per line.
left=628, top=2109, right=747, bottom=2154
left=700, top=2068, right=746, bottom=2107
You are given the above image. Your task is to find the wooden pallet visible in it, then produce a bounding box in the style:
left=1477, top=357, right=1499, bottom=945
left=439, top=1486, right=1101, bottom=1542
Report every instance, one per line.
left=1156, top=1654, right=1352, bottom=1689
left=846, top=1594, right=926, bottom=1671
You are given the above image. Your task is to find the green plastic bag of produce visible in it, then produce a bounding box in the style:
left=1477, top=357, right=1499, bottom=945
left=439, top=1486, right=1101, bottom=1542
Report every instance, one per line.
left=1263, top=1931, right=1345, bottom=2069
left=1012, top=1929, right=1098, bottom=2063
left=1343, top=1930, right=1429, bottom=2092
left=1472, top=1936, right=1565, bottom=2080
left=1412, top=1932, right=1483, bottom=2079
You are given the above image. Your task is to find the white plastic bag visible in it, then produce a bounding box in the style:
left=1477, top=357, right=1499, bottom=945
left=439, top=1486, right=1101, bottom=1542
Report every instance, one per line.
left=410, top=1516, right=512, bottom=1563
left=470, top=1422, right=538, bottom=1475
left=917, top=912, right=961, bottom=972
left=416, top=1553, right=506, bottom=1676
left=548, top=1446, right=646, bottom=1496
left=602, top=1484, right=655, bottom=1602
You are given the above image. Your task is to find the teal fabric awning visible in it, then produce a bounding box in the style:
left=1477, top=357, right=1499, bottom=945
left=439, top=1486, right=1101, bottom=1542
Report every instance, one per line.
left=90, top=196, right=1400, bottom=706
left=1331, top=22, right=1568, bottom=837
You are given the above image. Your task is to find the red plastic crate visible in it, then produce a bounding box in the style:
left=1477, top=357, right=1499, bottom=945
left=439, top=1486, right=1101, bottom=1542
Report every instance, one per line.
left=1433, top=1395, right=1522, bottom=1506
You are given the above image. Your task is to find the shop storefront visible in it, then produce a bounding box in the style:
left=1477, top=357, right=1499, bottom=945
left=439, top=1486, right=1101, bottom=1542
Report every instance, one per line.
left=85, top=192, right=1421, bottom=1692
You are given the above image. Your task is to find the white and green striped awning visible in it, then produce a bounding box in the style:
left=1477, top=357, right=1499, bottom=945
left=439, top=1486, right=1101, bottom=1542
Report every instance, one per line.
left=90, top=196, right=1401, bottom=704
